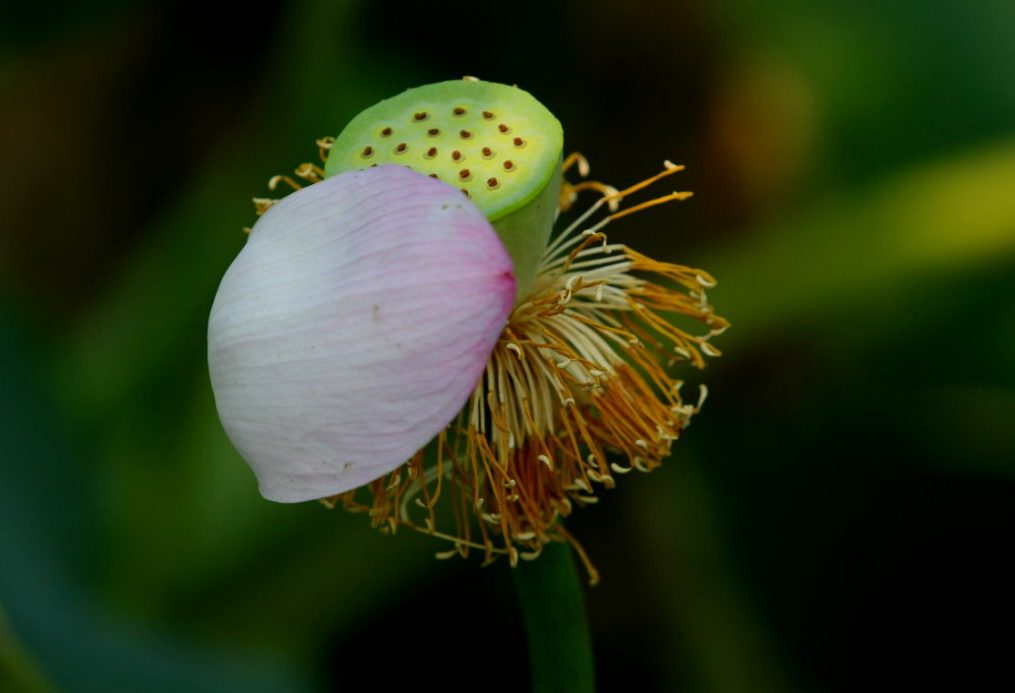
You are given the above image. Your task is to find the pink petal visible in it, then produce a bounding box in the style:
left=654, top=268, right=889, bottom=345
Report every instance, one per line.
left=208, top=165, right=515, bottom=502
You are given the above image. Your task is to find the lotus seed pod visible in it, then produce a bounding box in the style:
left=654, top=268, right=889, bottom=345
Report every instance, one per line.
left=324, top=79, right=563, bottom=299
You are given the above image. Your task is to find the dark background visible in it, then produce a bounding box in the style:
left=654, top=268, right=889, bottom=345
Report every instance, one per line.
left=2, top=0, right=1014, bottom=690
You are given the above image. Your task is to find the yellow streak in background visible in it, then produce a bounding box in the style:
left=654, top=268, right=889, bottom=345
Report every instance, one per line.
left=705, top=138, right=1015, bottom=344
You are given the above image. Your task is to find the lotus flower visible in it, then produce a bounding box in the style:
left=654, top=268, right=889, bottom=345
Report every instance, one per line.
left=209, top=79, right=727, bottom=582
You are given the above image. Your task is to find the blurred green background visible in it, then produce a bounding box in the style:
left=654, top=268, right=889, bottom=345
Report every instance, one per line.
left=2, top=0, right=1014, bottom=690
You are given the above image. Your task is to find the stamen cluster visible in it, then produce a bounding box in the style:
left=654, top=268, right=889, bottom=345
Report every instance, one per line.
left=296, top=155, right=731, bottom=582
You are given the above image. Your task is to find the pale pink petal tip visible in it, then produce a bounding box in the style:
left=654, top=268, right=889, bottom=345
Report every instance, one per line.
left=208, top=165, right=516, bottom=502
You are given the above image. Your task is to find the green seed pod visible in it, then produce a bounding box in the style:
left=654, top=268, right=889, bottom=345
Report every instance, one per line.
left=324, top=78, right=563, bottom=300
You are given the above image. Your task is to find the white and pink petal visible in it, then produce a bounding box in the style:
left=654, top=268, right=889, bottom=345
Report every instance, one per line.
left=208, top=165, right=515, bottom=502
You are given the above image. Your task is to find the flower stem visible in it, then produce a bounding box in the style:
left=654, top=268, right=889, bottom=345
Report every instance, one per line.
left=512, top=542, right=596, bottom=693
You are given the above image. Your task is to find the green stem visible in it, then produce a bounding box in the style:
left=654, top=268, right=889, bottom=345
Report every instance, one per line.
left=512, top=542, right=596, bottom=693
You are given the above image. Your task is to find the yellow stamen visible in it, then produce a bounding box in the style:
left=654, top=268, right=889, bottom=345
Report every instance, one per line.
left=605, top=160, right=685, bottom=201
left=254, top=145, right=726, bottom=583
left=252, top=197, right=278, bottom=216
left=606, top=191, right=694, bottom=222
left=562, top=152, right=590, bottom=178
left=559, top=151, right=621, bottom=212
left=316, top=136, right=335, bottom=164
left=326, top=158, right=725, bottom=583
left=295, top=162, right=325, bottom=183
left=268, top=175, right=302, bottom=192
